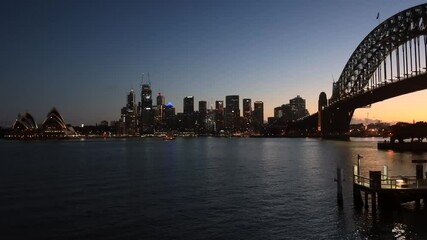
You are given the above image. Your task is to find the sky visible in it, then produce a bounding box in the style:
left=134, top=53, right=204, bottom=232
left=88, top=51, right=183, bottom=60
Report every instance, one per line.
left=1, top=0, right=427, bottom=126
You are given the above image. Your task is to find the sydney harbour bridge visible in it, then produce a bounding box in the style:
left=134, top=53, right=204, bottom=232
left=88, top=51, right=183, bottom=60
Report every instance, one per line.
left=288, top=3, right=427, bottom=138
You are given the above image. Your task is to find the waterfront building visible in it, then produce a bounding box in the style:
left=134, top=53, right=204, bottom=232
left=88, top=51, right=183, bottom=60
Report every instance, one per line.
left=141, top=84, right=154, bottom=133
left=225, top=95, right=240, bottom=130
left=253, top=101, right=264, bottom=129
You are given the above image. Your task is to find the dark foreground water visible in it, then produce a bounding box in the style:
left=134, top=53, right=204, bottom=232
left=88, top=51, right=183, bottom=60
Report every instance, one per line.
left=1, top=137, right=427, bottom=239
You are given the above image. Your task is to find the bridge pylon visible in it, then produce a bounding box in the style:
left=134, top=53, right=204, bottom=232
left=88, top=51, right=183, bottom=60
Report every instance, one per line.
left=321, top=105, right=354, bottom=138
left=318, top=92, right=354, bottom=139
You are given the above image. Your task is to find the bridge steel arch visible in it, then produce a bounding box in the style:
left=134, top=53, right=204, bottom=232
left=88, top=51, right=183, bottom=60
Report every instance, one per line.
left=331, top=4, right=427, bottom=102
left=316, top=4, right=427, bottom=137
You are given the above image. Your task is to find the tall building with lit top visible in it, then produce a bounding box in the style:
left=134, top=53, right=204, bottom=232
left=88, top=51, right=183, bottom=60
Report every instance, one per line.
left=164, top=102, right=176, bottom=130
left=215, top=101, right=224, bottom=112
left=141, top=84, right=153, bottom=133
left=243, top=98, right=252, bottom=129
left=225, top=95, right=240, bottom=130
left=215, top=100, right=224, bottom=131
left=243, top=99, right=251, bottom=118
left=184, top=96, right=194, bottom=114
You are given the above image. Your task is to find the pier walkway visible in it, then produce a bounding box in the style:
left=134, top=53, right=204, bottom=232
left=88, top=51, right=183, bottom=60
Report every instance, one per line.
left=353, top=163, right=427, bottom=209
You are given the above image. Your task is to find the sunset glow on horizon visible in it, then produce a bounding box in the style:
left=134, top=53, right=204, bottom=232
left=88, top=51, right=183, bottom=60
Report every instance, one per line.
left=1, top=0, right=426, bottom=126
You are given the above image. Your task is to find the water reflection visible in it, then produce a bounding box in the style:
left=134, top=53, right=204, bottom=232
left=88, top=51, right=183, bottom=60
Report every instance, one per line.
left=1, top=138, right=427, bottom=239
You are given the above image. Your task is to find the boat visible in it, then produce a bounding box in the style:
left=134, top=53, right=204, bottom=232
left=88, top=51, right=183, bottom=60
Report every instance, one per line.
left=163, top=133, right=175, bottom=141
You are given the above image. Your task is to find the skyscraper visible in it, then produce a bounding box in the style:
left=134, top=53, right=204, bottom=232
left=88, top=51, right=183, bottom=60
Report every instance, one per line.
left=225, top=95, right=240, bottom=130
left=243, top=98, right=252, bottom=129
left=290, top=95, right=309, bottom=120
left=243, top=98, right=251, bottom=118
left=157, top=92, right=165, bottom=106
left=199, top=101, right=207, bottom=114
left=183, top=96, right=194, bottom=114
left=120, top=88, right=137, bottom=135
left=155, top=92, right=166, bottom=124
left=274, top=104, right=292, bottom=124
left=215, top=101, right=224, bottom=111
left=215, top=100, right=224, bottom=131
left=164, top=102, right=176, bottom=130
left=253, top=101, right=264, bottom=129
left=127, top=89, right=136, bottom=110
left=183, top=96, right=195, bottom=130
left=141, top=84, right=153, bottom=133
left=198, top=100, right=207, bottom=133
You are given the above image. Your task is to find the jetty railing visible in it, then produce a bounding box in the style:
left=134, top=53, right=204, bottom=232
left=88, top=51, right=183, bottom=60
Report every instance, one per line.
left=353, top=175, right=371, bottom=187
left=354, top=174, right=424, bottom=189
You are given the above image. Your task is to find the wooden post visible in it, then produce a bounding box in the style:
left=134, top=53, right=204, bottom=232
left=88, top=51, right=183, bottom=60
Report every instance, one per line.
left=336, top=168, right=343, bottom=206
left=353, top=185, right=363, bottom=208
left=416, top=164, right=423, bottom=180
left=365, top=192, right=369, bottom=209
left=369, top=171, right=381, bottom=211
left=372, top=192, right=377, bottom=212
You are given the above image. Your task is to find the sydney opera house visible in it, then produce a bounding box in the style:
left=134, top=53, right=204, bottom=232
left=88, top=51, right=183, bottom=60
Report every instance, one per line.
left=6, top=108, right=76, bottom=139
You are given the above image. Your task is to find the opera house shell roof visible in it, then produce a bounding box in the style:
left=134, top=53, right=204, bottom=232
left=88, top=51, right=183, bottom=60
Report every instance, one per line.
left=42, top=107, right=67, bottom=130
left=8, top=107, right=76, bottom=139
left=12, top=112, right=38, bottom=130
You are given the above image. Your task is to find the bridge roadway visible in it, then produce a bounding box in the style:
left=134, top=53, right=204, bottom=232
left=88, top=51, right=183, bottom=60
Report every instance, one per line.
left=330, top=72, right=427, bottom=110
left=290, top=73, right=427, bottom=137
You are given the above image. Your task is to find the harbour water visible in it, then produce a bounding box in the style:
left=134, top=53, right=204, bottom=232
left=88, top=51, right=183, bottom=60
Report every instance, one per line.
left=1, top=137, right=427, bottom=239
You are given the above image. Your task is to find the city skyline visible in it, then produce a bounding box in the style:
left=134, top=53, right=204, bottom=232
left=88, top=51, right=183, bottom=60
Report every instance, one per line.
left=1, top=0, right=427, bottom=126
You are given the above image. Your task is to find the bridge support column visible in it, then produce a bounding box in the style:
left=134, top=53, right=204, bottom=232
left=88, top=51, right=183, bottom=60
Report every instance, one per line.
left=320, top=105, right=354, bottom=138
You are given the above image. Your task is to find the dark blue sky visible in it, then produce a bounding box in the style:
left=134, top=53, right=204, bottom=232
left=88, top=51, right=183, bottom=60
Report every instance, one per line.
left=1, top=0, right=426, bottom=126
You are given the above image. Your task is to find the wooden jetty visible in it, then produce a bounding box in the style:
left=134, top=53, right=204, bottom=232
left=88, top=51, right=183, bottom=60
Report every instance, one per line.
left=353, top=160, right=427, bottom=209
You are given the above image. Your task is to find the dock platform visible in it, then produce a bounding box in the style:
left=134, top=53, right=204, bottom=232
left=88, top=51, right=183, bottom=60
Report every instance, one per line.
left=353, top=162, right=427, bottom=209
